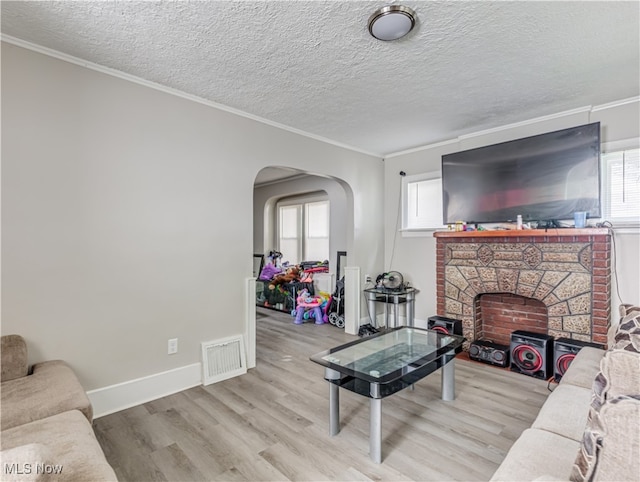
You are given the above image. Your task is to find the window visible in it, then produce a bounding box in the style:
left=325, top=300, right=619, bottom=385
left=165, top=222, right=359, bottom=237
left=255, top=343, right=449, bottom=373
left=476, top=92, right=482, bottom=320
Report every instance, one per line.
left=602, top=144, right=640, bottom=226
left=279, top=204, right=302, bottom=264
left=278, top=198, right=329, bottom=263
left=402, top=173, right=445, bottom=231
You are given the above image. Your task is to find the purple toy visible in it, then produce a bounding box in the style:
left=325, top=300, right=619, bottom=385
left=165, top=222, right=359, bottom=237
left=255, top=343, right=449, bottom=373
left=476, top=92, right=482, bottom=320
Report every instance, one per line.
left=293, top=289, right=325, bottom=325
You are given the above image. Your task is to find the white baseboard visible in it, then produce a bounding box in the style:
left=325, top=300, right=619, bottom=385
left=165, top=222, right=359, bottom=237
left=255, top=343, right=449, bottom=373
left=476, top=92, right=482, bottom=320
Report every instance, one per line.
left=87, top=363, right=202, bottom=418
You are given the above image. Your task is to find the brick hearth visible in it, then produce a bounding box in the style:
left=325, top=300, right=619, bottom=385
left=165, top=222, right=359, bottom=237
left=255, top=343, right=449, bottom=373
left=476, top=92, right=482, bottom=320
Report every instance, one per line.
left=434, top=229, right=611, bottom=346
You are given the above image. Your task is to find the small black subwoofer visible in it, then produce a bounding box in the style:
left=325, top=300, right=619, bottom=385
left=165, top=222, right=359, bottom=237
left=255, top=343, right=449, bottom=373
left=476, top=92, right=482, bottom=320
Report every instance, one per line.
left=510, top=330, right=554, bottom=379
left=427, top=315, right=463, bottom=336
left=469, top=340, right=510, bottom=367
left=554, top=338, right=603, bottom=382
left=428, top=316, right=463, bottom=353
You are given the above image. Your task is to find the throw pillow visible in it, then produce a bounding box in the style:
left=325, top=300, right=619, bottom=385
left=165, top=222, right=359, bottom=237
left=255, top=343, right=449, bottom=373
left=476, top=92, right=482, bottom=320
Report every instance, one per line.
left=591, top=348, right=640, bottom=411
left=570, top=395, right=640, bottom=482
left=0, top=335, right=29, bottom=382
left=608, top=305, right=640, bottom=349
left=613, top=309, right=640, bottom=352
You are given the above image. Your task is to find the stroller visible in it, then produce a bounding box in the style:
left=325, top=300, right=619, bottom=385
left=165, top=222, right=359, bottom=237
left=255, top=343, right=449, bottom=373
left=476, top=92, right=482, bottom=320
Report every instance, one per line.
left=326, top=276, right=345, bottom=328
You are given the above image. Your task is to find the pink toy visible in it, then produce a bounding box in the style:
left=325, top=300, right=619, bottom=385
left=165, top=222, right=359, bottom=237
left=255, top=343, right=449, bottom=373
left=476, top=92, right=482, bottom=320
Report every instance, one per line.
left=294, top=289, right=325, bottom=325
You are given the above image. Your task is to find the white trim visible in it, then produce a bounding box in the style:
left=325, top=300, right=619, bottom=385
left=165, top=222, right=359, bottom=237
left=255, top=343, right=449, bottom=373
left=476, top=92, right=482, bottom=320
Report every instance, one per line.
left=601, top=137, right=640, bottom=153
left=385, top=138, right=459, bottom=159
left=344, top=266, right=361, bottom=335
left=590, top=96, right=640, bottom=112
left=1, top=34, right=383, bottom=159
left=87, top=363, right=202, bottom=418
left=246, top=278, right=257, bottom=369
left=276, top=192, right=329, bottom=207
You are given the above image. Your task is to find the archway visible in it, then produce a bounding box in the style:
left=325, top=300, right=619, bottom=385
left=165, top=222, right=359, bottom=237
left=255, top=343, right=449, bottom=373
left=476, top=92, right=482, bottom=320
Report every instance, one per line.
left=250, top=166, right=354, bottom=362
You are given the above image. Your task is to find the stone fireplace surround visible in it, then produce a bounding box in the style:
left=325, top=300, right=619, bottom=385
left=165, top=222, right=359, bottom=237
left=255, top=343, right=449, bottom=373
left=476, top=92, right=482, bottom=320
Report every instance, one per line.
left=434, top=228, right=612, bottom=347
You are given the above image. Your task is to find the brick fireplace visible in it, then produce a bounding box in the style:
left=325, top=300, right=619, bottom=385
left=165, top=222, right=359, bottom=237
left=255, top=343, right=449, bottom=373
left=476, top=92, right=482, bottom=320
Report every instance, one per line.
left=434, top=229, right=612, bottom=347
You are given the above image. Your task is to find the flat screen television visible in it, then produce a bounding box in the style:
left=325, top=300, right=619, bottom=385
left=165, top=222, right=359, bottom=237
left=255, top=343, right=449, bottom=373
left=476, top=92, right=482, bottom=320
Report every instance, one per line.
left=441, top=122, right=601, bottom=225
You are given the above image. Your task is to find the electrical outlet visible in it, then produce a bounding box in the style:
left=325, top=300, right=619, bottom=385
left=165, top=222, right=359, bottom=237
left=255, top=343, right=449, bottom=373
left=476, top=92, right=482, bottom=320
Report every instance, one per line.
left=365, top=274, right=372, bottom=283
left=168, top=338, right=178, bottom=355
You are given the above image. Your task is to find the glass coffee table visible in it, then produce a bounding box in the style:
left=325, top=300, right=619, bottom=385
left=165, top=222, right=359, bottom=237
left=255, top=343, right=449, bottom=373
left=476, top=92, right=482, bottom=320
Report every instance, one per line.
left=310, top=326, right=465, bottom=463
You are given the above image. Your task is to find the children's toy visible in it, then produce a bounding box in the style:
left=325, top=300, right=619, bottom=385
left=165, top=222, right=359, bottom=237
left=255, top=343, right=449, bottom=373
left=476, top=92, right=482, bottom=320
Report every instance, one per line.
left=294, top=289, right=325, bottom=325
left=269, top=266, right=300, bottom=290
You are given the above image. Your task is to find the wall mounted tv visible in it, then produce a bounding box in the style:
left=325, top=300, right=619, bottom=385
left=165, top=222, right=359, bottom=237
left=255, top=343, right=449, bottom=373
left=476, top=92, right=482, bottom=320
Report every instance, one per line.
left=442, top=122, right=601, bottom=225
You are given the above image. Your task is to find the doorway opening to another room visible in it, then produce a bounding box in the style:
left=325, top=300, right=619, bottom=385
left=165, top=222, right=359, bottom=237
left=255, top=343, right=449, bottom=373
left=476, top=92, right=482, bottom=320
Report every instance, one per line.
left=253, top=167, right=349, bottom=334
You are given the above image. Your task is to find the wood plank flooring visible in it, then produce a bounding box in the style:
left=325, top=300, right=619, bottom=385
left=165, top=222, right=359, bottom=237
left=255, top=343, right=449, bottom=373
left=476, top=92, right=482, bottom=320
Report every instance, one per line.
left=94, top=308, right=551, bottom=481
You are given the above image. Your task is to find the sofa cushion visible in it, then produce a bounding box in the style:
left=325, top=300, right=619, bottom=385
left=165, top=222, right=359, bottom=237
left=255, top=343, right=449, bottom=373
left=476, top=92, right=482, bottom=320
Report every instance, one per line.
left=0, top=443, right=53, bottom=481
left=490, top=429, right=581, bottom=481
left=532, top=384, right=593, bottom=442
left=1, top=335, right=29, bottom=382
left=558, top=347, right=603, bottom=390
left=1, top=410, right=117, bottom=482
left=571, top=395, right=640, bottom=482
left=1, top=360, right=92, bottom=431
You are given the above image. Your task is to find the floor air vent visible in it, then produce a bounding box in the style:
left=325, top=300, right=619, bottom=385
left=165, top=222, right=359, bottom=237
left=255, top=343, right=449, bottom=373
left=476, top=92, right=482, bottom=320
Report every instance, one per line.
left=201, top=336, right=247, bottom=386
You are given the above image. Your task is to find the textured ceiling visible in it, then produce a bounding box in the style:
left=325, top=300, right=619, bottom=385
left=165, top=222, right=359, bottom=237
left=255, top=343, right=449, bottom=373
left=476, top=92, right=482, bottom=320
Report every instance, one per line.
left=2, top=1, right=639, bottom=156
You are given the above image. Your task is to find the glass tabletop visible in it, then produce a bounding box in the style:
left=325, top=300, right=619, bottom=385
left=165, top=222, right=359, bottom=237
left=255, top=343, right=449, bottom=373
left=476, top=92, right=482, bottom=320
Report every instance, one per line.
left=310, top=327, right=464, bottom=385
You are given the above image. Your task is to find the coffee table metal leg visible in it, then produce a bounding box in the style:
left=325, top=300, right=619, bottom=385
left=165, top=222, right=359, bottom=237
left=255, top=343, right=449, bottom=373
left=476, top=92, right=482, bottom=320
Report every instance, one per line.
left=441, top=352, right=455, bottom=401
left=330, top=383, right=340, bottom=435
left=370, top=398, right=382, bottom=463
left=326, top=368, right=341, bottom=436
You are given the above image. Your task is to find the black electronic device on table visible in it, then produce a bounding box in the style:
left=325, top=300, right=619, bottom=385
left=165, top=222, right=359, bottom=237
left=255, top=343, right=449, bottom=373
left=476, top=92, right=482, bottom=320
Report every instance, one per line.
left=469, top=339, right=510, bottom=368
left=375, top=271, right=405, bottom=291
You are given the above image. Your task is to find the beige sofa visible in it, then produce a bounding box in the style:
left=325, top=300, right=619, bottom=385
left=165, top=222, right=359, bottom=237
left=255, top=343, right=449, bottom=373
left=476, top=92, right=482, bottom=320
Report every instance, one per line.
left=0, top=335, right=117, bottom=481
left=491, top=305, right=640, bottom=481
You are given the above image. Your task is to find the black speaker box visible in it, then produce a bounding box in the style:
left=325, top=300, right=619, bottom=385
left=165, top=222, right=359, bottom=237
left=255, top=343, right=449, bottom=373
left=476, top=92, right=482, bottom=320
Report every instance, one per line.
left=427, top=315, right=463, bottom=336
left=554, top=338, right=604, bottom=382
left=469, top=340, right=510, bottom=367
left=428, top=316, right=463, bottom=354
left=510, top=330, right=554, bottom=380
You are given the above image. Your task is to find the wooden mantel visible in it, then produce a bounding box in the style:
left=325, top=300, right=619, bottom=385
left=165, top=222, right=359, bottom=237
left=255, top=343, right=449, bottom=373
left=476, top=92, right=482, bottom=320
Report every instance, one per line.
left=433, top=228, right=610, bottom=238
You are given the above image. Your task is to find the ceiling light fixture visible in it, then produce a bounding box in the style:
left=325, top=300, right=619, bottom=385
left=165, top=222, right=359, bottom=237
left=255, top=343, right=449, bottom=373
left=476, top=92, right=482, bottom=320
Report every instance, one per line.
left=368, top=5, right=417, bottom=41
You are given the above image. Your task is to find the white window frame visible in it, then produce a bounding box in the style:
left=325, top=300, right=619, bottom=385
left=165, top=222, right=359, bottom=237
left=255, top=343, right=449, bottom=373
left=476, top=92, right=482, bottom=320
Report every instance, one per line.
left=601, top=138, right=640, bottom=230
left=401, top=172, right=446, bottom=235
left=277, top=193, right=330, bottom=263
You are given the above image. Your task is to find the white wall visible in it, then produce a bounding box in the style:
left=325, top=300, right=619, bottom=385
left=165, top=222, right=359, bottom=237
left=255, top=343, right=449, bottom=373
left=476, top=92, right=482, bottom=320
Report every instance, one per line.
left=384, top=100, right=640, bottom=325
left=1, top=43, right=385, bottom=395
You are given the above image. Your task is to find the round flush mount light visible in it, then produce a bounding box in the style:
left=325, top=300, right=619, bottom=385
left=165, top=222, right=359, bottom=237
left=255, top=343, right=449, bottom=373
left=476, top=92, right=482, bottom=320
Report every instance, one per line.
left=368, top=5, right=417, bottom=41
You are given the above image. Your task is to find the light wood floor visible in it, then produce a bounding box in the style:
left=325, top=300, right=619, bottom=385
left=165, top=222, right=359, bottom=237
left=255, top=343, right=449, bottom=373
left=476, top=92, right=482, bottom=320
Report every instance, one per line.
left=94, top=308, right=551, bottom=481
